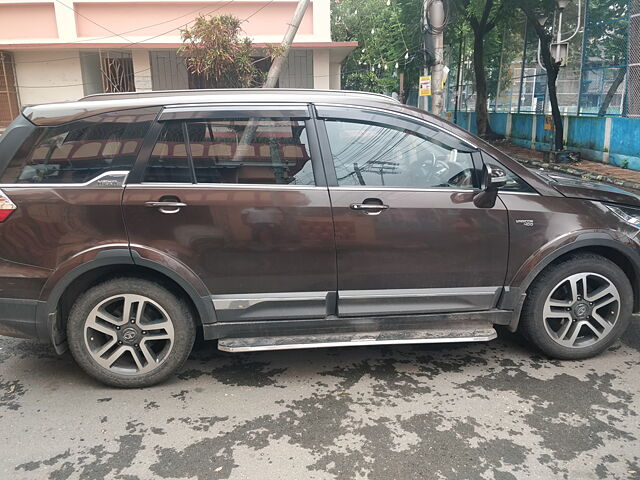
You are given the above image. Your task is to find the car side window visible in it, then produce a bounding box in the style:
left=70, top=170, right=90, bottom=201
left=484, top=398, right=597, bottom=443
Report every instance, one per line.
left=0, top=108, right=157, bottom=184
left=499, top=169, right=537, bottom=192
left=324, top=119, right=476, bottom=189
left=190, top=118, right=315, bottom=185
left=144, top=122, right=192, bottom=183
left=142, top=117, right=315, bottom=186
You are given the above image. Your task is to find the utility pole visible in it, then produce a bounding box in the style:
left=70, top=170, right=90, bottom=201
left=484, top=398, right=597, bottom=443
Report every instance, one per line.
left=235, top=0, right=309, bottom=154
left=453, top=34, right=464, bottom=124
left=264, top=0, right=311, bottom=87
left=420, top=1, right=428, bottom=111
left=427, top=0, right=445, bottom=116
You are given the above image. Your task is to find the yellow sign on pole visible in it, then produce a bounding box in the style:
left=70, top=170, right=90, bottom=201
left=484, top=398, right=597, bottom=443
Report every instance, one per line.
left=544, top=115, right=553, bottom=130
left=419, top=76, right=432, bottom=96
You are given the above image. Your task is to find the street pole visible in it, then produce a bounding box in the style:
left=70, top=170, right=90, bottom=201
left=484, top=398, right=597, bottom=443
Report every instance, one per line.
left=428, top=0, right=445, bottom=116
left=421, top=1, right=428, bottom=111
left=454, top=34, right=464, bottom=124
left=264, top=0, right=311, bottom=87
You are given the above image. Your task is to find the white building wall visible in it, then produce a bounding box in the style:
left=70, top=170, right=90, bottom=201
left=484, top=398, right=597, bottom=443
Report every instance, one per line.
left=13, top=50, right=84, bottom=105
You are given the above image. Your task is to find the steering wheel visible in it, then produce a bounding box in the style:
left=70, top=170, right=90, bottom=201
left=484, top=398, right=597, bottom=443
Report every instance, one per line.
left=407, top=151, right=437, bottom=180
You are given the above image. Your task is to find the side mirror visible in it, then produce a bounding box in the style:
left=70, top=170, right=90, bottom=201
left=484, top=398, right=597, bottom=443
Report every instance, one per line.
left=484, top=164, right=508, bottom=190
left=474, top=164, right=508, bottom=208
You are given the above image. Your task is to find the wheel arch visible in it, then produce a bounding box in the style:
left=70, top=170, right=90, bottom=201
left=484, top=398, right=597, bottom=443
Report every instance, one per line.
left=37, top=250, right=216, bottom=352
left=501, top=234, right=640, bottom=332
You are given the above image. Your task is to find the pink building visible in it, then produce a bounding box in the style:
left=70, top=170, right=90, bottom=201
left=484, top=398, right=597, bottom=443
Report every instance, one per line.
left=0, top=0, right=356, bottom=126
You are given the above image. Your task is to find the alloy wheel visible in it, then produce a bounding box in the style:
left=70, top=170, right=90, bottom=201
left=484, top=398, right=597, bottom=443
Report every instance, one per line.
left=84, top=294, right=175, bottom=375
left=543, top=272, right=620, bottom=349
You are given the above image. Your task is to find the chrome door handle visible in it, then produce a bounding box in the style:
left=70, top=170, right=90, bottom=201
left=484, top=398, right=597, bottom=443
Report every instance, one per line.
left=350, top=203, right=389, bottom=215
left=145, top=201, right=187, bottom=214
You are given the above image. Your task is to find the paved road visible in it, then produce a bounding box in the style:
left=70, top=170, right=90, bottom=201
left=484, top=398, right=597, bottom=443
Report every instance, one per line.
left=1, top=324, right=639, bottom=480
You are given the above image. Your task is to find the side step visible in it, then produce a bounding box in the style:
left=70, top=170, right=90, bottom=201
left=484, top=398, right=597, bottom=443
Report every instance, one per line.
left=218, top=322, right=497, bottom=353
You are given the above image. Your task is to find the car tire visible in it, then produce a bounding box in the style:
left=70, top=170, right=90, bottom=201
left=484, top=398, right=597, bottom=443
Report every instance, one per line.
left=520, top=254, right=633, bottom=360
left=67, top=277, right=196, bottom=388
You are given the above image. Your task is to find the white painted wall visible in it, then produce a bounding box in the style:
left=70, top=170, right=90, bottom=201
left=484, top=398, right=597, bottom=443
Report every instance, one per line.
left=13, top=50, right=84, bottom=105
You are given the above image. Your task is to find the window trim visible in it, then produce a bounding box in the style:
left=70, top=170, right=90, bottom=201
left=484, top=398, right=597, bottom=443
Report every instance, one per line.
left=316, top=111, right=480, bottom=190
left=315, top=105, right=478, bottom=153
left=129, top=105, right=325, bottom=187
left=159, top=104, right=311, bottom=121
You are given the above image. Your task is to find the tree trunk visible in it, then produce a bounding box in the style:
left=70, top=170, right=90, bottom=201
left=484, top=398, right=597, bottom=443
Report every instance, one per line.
left=473, top=34, right=493, bottom=137
left=538, top=38, right=563, bottom=151
left=598, top=67, right=626, bottom=116
left=523, top=9, right=564, bottom=151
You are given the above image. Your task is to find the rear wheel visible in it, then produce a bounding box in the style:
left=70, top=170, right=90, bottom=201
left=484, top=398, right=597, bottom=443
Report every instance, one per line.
left=521, top=254, right=633, bottom=360
left=67, top=277, right=196, bottom=387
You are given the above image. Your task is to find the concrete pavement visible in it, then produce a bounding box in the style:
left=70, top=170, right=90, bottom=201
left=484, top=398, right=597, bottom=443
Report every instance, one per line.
left=1, top=324, right=639, bottom=480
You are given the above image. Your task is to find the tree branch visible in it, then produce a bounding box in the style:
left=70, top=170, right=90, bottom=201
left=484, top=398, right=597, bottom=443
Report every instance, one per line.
left=486, top=1, right=506, bottom=32
left=518, top=2, right=552, bottom=43
left=479, top=0, right=494, bottom=28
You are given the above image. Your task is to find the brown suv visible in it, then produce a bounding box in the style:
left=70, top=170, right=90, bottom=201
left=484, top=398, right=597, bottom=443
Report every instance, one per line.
left=1, top=89, right=638, bottom=387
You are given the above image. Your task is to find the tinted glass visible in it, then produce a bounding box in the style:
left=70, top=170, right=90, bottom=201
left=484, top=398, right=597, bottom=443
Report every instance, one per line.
left=144, top=122, right=192, bottom=183
left=186, top=118, right=315, bottom=185
left=0, top=108, right=157, bottom=184
left=325, top=120, right=476, bottom=189
left=501, top=169, right=536, bottom=192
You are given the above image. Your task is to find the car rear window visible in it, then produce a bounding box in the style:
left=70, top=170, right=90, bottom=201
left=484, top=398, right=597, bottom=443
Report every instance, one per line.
left=0, top=107, right=159, bottom=184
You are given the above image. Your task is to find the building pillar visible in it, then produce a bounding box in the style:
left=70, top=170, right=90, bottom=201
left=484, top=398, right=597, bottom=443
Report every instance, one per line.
left=53, top=0, right=77, bottom=41
left=132, top=50, right=152, bottom=92
left=312, top=0, right=331, bottom=42
left=313, top=49, right=330, bottom=89
left=531, top=114, right=537, bottom=150
left=603, top=117, right=612, bottom=163
left=329, top=63, right=341, bottom=89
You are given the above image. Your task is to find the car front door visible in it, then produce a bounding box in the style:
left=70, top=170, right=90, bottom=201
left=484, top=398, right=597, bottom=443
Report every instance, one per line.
left=315, top=105, right=509, bottom=317
left=123, top=105, right=337, bottom=322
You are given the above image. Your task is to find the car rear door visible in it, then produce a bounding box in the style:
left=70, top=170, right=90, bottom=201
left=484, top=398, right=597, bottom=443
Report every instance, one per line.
left=122, top=104, right=337, bottom=322
left=0, top=108, right=157, bottom=297
left=315, top=105, right=509, bottom=317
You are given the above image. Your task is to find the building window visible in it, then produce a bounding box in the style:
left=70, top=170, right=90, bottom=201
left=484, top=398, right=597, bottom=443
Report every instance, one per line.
left=80, top=50, right=135, bottom=96
left=0, top=51, right=20, bottom=127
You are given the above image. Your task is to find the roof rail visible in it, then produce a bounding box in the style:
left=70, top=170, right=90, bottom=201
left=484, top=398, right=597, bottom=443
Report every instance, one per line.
left=80, top=88, right=400, bottom=103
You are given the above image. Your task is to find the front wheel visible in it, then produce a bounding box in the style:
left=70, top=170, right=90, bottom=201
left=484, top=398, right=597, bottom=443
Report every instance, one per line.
left=67, top=277, right=196, bottom=388
left=520, top=254, right=633, bottom=360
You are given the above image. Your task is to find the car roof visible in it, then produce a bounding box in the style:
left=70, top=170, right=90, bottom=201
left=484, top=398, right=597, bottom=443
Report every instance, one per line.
left=22, top=89, right=401, bottom=126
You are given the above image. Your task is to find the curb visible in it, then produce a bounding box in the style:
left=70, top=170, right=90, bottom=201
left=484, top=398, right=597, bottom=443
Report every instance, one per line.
left=512, top=156, right=640, bottom=192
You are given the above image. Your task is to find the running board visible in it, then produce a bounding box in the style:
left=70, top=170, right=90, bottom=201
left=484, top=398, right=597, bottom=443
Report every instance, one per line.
left=217, top=323, right=497, bottom=353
